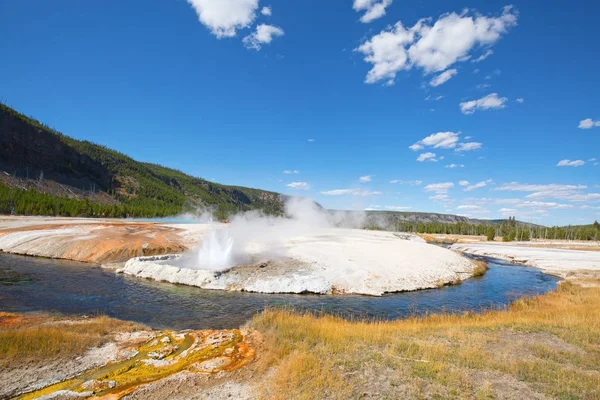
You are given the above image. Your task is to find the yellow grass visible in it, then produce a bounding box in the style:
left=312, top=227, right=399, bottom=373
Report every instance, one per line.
left=250, top=281, right=600, bottom=399
left=0, top=313, right=142, bottom=367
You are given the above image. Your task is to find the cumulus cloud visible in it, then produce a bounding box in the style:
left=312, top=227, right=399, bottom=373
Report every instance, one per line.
left=455, top=142, right=482, bottom=152
left=464, top=179, right=492, bottom=192
left=321, top=189, right=382, bottom=196
left=359, top=175, right=373, bottom=182
left=261, top=6, right=271, bottom=16
left=556, top=159, right=585, bottom=167
left=286, top=182, right=310, bottom=190
left=516, top=98, right=524, bottom=103
left=459, top=180, right=469, bottom=186
left=476, top=83, right=491, bottom=90
left=353, top=0, right=393, bottom=23
left=578, top=118, right=600, bottom=129
left=186, top=0, right=258, bottom=38
left=495, top=183, right=588, bottom=192
left=355, top=6, right=517, bottom=84
left=366, top=205, right=412, bottom=211
left=410, top=132, right=460, bottom=151
left=516, top=201, right=573, bottom=210
left=243, top=23, right=284, bottom=50
left=424, top=182, right=454, bottom=194
left=460, top=93, right=507, bottom=114
left=430, top=69, right=457, bottom=87
left=417, top=152, right=438, bottom=162
left=471, top=49, right=494, bottom=63
left=390, top=180, right=423, bottom=185
left=457, top=205, right=480, bottom=210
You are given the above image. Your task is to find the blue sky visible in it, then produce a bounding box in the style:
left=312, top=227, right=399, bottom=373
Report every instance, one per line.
left=1, top=0, right=599, bottom=225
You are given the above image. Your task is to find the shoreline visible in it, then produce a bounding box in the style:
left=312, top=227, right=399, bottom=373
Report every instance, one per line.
left=3, top=276, right=598, bottom=399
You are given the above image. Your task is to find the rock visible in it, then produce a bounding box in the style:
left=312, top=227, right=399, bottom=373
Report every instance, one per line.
left=81, top=379, right=117, bottom=392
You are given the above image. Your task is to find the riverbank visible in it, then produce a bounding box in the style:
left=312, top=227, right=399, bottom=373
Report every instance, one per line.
left=0, top=217, right=482, bottom=296
left=0, top=216, right=195, bottom=264
left=0, top=312, right=258, bottom=399
left=451, top=242, right=600, bottom=284
left=249, top=279, right=600, bottom=399
left=3, top=280, right=598, bottom=399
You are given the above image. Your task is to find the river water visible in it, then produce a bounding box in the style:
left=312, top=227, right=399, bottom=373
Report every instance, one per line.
left=0, top=253, right=559, bottom=330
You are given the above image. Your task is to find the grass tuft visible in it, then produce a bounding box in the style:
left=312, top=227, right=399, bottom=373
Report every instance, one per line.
left=249, top=280, right=600, bottom=399
left=0, top=313, right=142, bottom=368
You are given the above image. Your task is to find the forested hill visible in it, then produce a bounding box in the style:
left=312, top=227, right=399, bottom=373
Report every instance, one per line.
left=0, top=103, right=284, bottom=218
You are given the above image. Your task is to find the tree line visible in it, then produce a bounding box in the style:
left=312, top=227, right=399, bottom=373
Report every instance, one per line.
left=0, top=183, right=182, bottom=218
left=388, top=216, right=600, bottom=241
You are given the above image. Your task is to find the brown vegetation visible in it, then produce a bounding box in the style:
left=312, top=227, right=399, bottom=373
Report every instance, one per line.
left=0, top=312, right=142, bottom=368
left=250, top=281, right=600, bottom=399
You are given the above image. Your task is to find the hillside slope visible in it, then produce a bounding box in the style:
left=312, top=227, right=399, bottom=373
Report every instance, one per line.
left=0, top=103, right=284, bottom=217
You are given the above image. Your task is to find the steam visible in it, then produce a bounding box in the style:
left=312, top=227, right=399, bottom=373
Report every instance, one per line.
left=175, top=197, right=370, bottom=271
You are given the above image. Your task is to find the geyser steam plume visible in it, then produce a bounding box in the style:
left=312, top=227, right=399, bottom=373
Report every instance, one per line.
left=177, top=197, right=368, bottom=272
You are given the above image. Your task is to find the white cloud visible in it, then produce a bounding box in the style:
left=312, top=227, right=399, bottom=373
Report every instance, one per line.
left=417, top=152, right=438, bottom=162
left=445, top=164, right=464, bottom=168
left=516, top=98, right=524, bottom=103
left=308, top=138, right=315, bottom=142
left=425, top=95, right=444, bottom=101
left=359, top=175, right=373, bottom=182
left=578, top=118, right=600, bottom=129
left=516, top=201, right=573, bottom=210
left=186, top=0, right=258, bottom=38
left=464, top=179, right=492, bottom=192
left=283, top=170, right=300, bottom=174
left=353, top=0, right=393, bottom=23
left=455, top=142, right=482, bottom=152
left=355, top=6, right=517, bottom=84
left=460, top=93, right=507, bottom=114
left=321, top=189, right=382, bottom=196
left=430, top=69, right=457, bottom=87
left=243, top=24, right=284, bottom=50
left=424, top=182, right=454, bottom=194
left=589, top=158, right=597, bottom=162
left=410, top=132, right=460, bottom=151
left=556, top=159, right=585, bottom=167
left=390, top=180, right=423, bottom=185
left=366, top=205, right=412, bottom=211
left=261, top=6, right=271, bottom=16
left=459, top=180, right=469, bottom=186
left=471, top=49, right=494, bottom=63
left=457, top=205, right=480, bottom=210
left=286, top=182, right=310, bottom=190
left=495, top=183, right=588, bottom=192
left=476, top=83, right=491, bottom=90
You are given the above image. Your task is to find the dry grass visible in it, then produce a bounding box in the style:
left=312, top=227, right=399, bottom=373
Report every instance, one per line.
left=0, top=313, right=143, bottom=368
left=250, top=281, right=600, bottom=399
left=471, top=259, right=489, bottom=277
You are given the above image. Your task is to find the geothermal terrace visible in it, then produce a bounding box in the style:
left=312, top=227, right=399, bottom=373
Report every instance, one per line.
left=2, top=212, right=598, bottom=296
left=0, top=215, right=479, bottom=296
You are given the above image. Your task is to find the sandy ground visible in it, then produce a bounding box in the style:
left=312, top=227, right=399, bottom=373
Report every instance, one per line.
left=122, top=229, right=478, bottom=296
left=451, top=242, right=600, bottom=280
left=0, top=217, right=198, bottom=264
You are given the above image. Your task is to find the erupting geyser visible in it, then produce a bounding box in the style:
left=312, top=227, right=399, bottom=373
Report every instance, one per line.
left=193, top=221, right=234, bottom=271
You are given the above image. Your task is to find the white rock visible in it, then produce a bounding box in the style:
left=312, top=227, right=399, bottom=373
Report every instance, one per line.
left=123, top=228, right=476, bottom=296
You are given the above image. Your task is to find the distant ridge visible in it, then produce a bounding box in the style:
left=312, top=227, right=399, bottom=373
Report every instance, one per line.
left=0, top=103, right=541, bottom=226
left=0, top=103, right=284, bottom=217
